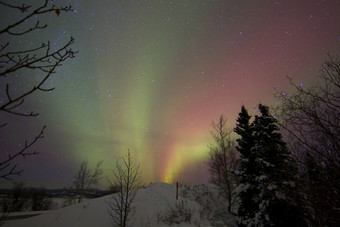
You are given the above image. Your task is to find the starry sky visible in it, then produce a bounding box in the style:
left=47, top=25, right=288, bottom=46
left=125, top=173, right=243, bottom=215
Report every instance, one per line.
left=1, top=0, right=340, bottom=189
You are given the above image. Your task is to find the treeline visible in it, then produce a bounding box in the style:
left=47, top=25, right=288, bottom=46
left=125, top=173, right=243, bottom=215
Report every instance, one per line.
left=208, top=55, right=340, bottom=227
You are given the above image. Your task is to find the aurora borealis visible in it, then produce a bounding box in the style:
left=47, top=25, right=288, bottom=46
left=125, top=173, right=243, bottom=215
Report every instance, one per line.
left=1, top=0, right=340, bottom=189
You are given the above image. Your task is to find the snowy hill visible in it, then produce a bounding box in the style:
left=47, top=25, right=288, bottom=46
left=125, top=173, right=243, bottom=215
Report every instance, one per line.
left=2, top=182, right=236, bottom=227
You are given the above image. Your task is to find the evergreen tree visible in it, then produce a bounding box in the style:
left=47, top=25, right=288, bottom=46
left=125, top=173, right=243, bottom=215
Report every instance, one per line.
left=234, top=106, right=258, bottom=226
left=252, top=104, right=305, bottom=226
left=235, top=104, right=307, bottom=226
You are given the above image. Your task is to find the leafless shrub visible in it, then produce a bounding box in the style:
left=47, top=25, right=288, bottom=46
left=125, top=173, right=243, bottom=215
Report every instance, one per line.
left=1, top=183, right=52, bottom=214
left=29, top=186, right=52, bottom=211
left=1, top=182, right=30, bottom=213
left=179, top=184, right=235, bottom=226
left=157, top=200, right=194, bottom=225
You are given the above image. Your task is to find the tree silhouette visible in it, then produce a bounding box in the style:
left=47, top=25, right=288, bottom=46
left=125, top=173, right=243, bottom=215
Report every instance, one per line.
left=208, top=114, right=238, bottom=213
left=0, top=0, right=76, bottom=180
left=235, top=105, right=306, bottom=226
left=107, top=150, right=141, bottom=227
left=234, top=106, right=258, bottom=226
left=71, top=160, right=103, bottom=203
left=277, top=55, right=340, bottom=226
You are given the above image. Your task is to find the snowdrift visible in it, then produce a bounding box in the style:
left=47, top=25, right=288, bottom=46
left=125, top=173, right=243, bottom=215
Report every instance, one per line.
left=2, top=182, right=236, bottom=227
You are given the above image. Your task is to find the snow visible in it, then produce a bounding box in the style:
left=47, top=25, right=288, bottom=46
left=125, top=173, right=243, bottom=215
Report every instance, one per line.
left=266, top=184, right=277, bottom=191
left=255, top=175, right=268, bottom=182
left=2, top=182, right=237, bottom=227
left=235, top=183, right=250, bottom=195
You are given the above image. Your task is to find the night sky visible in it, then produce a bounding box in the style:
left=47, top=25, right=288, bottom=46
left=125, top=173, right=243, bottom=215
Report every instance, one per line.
left=1, top=0, right=340, bottom=189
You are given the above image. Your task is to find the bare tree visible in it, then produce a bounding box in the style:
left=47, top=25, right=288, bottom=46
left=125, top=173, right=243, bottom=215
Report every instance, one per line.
left=0, top=0, right=76, bottom=180
left=70, top=160, right=103, bottom=203
left=208, top=115, right=238, bottom=213
left=276, top=54, right=340, bottom=226
left=107, top=150, right=141, bottom=227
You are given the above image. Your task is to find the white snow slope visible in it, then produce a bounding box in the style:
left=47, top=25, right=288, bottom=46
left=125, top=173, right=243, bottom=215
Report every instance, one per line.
left=2, top=182, right=236, bottom=227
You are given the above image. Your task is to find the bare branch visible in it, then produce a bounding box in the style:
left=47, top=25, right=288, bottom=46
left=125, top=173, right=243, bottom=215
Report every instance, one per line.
left=0, top=37, right=76, bottom=117
left=107, top=150, right=141, bottom=227
left=68, top=160, right=103, bottom=203
left=0, top=1, right=31, bottom=12
left=0, top=164, right=23, bottom=180
left=276, top=55, right=340, bottom=226
left=208, top=115, right=238, bottom=213
left=6, top=21, right=47, bottom=36
left=0, top=42, right=9, bottom=53
left=0, top=0, right=76, bottom=182
left=0, top=42, right=47, bottom=57
left=0, top=0, right=74, bottom=36
left=0, top=126, right=45, bottom=180
left=0, top=37, right=76, bottom=77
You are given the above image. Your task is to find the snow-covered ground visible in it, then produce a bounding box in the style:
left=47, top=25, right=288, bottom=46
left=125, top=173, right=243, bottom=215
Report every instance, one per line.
left=2, top=182, right=236, bottom=227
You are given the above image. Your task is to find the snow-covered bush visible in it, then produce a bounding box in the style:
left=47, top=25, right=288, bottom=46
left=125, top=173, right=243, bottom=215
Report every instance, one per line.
left=157, top=200, right=194, bottom=225
left=180, top=184, right=237, bottom=226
